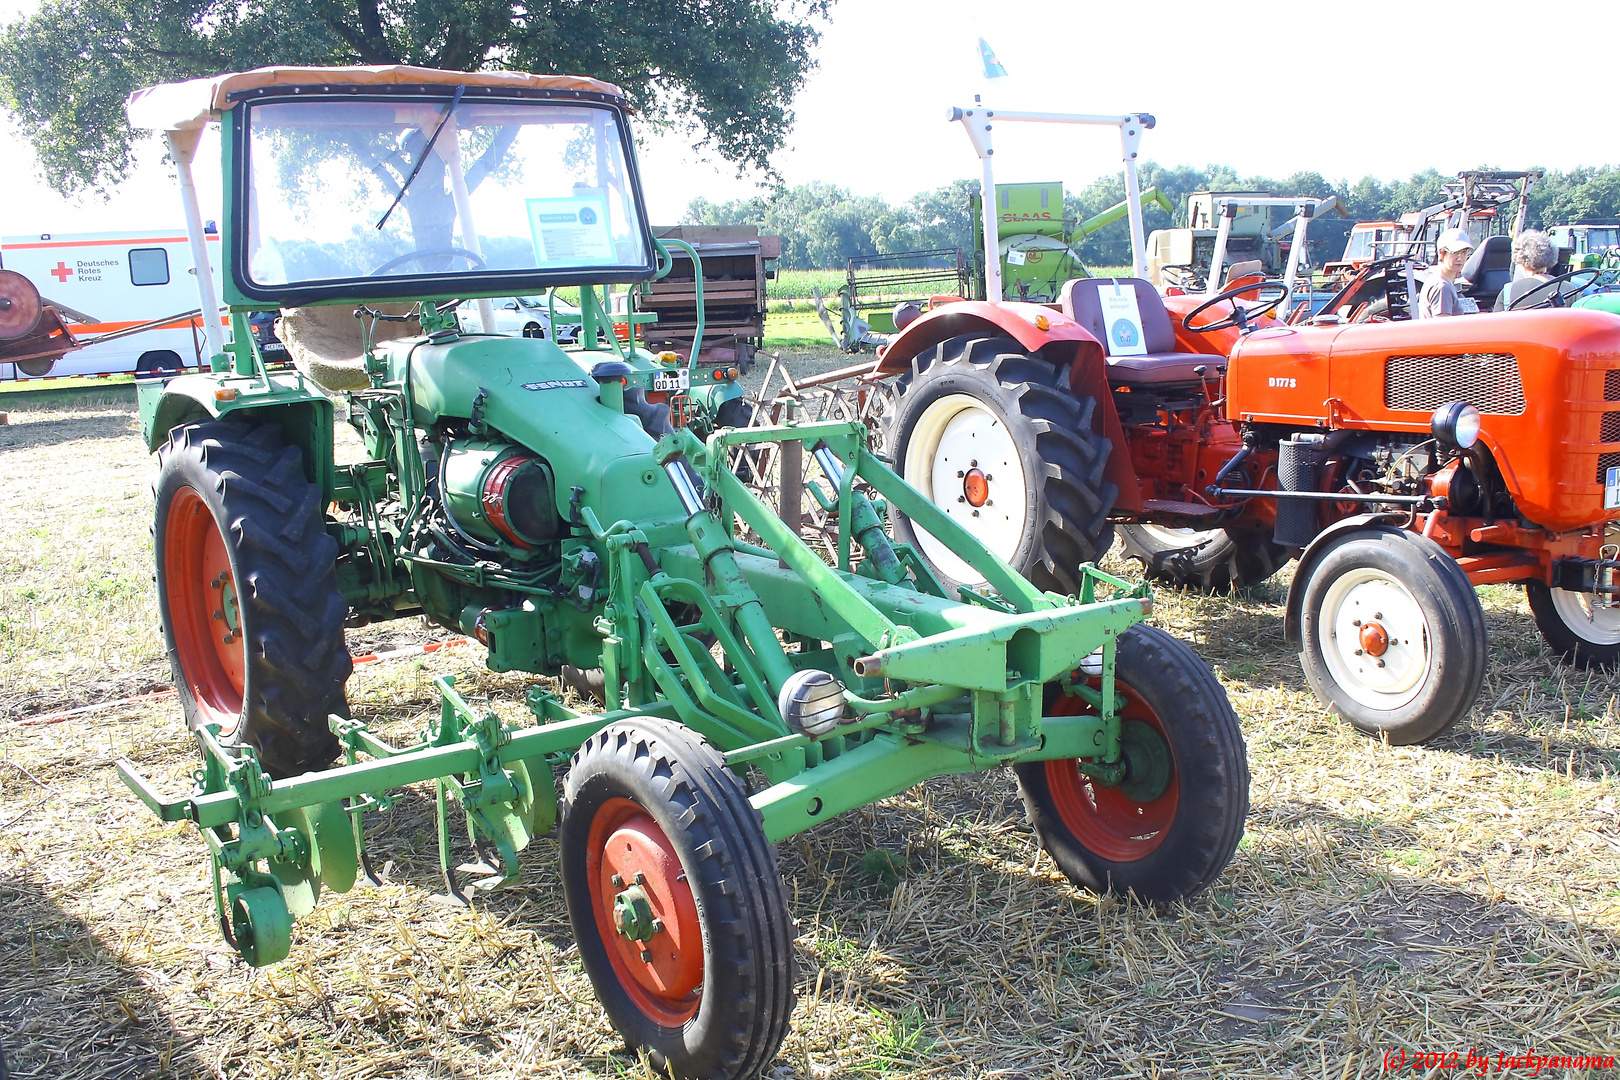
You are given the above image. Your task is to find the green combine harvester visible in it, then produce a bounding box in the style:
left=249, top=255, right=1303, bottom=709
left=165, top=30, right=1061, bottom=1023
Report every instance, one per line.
left=115, top=65, right=1250, bottom=1078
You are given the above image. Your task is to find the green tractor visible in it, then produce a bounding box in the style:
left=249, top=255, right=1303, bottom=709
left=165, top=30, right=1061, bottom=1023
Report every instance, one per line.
left=117, top=66, right=1250, bottom=1078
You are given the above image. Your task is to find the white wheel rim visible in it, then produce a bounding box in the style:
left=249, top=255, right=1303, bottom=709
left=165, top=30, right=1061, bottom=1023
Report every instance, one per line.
left=902, top=394, right=1030, bottom=585
left=1134, top=524, right=1224, bottom=548
left=1317, top=567, right=1432, bottom=710
left=1548, top=588, right=1620, bottom=645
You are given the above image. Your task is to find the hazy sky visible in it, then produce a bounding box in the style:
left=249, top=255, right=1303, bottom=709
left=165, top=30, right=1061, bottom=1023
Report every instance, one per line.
left=1, top=0, right=1611, bottom=235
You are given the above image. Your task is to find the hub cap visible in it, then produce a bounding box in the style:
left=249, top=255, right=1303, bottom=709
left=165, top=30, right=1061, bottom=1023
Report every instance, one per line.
left=903, top=394, right=1029, bottom=584
left=165, top=487, right=246, bottom=731
left=1043, top=682, right=1179, bottom=862
left=585, top=798, right=703, bottom=1025
left=1318, top=568, right=1430, bottom=710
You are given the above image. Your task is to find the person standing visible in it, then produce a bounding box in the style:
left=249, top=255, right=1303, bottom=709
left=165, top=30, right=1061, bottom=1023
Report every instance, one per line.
left=1417, top=228, right=1478, bottom=318
left=1494, top=229, right=1557, bottom=310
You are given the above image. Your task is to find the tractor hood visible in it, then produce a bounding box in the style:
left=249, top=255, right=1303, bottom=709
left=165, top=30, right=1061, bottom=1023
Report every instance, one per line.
left=1228, top=308, right=1620, bottom=531
left=397, top=335, right=685, bottom=528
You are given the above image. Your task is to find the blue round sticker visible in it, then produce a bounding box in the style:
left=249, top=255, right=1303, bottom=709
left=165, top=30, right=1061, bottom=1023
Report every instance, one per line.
left=1110, top=318, right=1139, bottom=348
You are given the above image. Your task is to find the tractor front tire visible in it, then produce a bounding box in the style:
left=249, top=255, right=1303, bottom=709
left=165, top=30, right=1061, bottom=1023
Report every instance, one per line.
left=1525, top=581, right=1620, bottom=670
left=888, top=334, right=1116, bottom=595
left=154, top=421, right=350, bottom=779
left=1297, top=529, right=1486, bottom=744
left=1116, top=524, right=1288, bottom=593
left=560, top=718, right=794, bottom=1080
left=1013, top=624, right=1249, bottom=903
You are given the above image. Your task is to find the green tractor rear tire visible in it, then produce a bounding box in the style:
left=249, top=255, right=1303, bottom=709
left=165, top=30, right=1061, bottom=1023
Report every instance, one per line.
left=560, top=717, right=795, bottom=1080
left=1116, top=524, right=1288, bottom=593
left=153, top=420, right=350, bottom=779
left=887, top=334, right=1116, bottom=596
left=1013, top=624, right=1249, bottom=903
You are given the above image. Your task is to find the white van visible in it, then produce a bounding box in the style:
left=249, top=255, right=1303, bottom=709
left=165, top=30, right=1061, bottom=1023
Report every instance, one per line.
left=0, top=228, right=226, bottom=379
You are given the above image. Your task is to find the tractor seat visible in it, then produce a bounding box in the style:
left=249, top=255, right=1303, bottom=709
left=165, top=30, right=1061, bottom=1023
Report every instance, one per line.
left=1461, top=235, right=1512, bottom=301
left=1060, top=277, right=1213, bottom=385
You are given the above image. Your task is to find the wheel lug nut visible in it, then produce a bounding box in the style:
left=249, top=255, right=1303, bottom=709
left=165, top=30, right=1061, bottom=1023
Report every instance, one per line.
left=639, top=948, right=653, bottom=963
left=957, top=496, right=966, bottom=503
left=651, top=918, right=664, bottom=934
left=611, top=873, right=624, bottom=888
left=969, top=459, right=978, bottom=467
left=1351, top=619, right=1362, bottom=627
left=971, top=509, right=980, bottom=517
left=1354, top=649, right=1363, bottom=656
left=634, top=872, right=647, bottom=886
left=1376, top=659, right=1386, bottom=668
left=1374, top=612, right=1383, bottom=620
left=956, top=470, right=964, bottom=478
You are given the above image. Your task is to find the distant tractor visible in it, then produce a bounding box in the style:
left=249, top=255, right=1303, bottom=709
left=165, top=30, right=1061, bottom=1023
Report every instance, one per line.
left=1146, top=190, right=1343, bottom=295
left=1548, top=223, right=1620, bottom=271
left=1323, top=169, right=1542, bottom=321
left=878, top=112, right=1619, bottom=746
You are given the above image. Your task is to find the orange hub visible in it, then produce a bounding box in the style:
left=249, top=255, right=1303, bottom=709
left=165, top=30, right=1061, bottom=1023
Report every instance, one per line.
left=1042, top=683, right=1178, bottom=862
left=164, top=487, right=245, bottom=732
left=1358, top=622, right=1390, bottom=656
left=962, top=468, right=989, bottom=507
left=585, top=797, right=703, bottom=1025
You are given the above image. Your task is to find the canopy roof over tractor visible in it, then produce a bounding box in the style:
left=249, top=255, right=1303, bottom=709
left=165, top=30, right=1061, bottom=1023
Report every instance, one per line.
left=126, top=65, right=627, bottom=134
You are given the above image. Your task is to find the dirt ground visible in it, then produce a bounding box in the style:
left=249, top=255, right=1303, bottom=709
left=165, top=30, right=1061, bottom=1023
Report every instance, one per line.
left=1, top=385, right=1616, bottom=1080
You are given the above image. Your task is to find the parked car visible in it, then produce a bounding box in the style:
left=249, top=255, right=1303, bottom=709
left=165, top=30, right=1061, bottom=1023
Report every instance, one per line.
left=457, top=294, right=581, bottom=343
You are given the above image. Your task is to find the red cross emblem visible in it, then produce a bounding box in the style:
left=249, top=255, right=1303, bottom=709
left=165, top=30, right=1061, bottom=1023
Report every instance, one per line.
left=50, top=261, right=72, bottom=282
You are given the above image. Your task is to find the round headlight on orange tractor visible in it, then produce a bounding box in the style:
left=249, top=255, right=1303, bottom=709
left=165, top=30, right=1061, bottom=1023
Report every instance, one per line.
left=1431, top=402, right=1481, bottom=450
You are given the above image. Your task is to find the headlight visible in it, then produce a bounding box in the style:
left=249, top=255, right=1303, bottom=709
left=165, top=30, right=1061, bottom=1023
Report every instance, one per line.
left=1431, top=402, right=1481, bottom=450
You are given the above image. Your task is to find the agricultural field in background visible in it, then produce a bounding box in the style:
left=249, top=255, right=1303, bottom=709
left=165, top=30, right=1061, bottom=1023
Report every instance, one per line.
left=1, top=377, right=1617, bottom=1080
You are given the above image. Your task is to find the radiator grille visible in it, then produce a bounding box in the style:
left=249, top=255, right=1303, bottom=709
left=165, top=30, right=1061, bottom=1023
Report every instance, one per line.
left=1600, top=452, right=1620, bottom=485
left=1605, top=412, right=1620, bottom=443
left=1607, top=369, right=1620, bottom=402
left=1384, top=353, right=1525, bottom=415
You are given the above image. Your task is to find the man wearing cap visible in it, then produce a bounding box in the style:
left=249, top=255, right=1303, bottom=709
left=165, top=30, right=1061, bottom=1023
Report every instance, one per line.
left=1417, top=228, right=1479, bottom=318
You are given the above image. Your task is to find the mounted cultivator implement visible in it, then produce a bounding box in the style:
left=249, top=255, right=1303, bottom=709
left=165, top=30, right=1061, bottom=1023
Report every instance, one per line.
left=114, top=65, right=1247, bottom=1077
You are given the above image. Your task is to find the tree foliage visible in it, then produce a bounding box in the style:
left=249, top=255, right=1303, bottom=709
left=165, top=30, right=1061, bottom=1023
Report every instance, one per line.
left=688, top=164, right=1620, bottom=270
left=0, top=0, right=830, bottom=195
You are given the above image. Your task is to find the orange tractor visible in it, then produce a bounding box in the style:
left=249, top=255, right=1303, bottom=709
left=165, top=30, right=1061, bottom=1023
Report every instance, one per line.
left=873, top=106, right=1619, bottom=745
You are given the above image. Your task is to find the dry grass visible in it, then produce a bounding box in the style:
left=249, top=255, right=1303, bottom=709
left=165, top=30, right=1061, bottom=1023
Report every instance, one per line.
left=1, top=391, right=1618, bottom=1080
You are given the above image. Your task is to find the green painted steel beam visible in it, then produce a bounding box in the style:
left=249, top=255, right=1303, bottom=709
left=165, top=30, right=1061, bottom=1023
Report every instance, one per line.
left=752, top=713, right=1107, bottom=842
left=177, top=703, right=678, bottom=829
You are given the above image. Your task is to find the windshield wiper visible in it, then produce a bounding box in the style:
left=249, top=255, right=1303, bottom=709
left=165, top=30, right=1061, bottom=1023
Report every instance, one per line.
left=374, top=84, right=466, bottom=232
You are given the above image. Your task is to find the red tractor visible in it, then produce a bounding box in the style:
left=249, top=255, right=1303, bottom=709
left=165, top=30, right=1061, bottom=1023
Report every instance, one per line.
left=868, top=106, right=1618, bottom=745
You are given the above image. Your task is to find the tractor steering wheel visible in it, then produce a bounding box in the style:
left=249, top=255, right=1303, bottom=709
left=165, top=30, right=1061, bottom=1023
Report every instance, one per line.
left=1182, top=280, right=1288, bottom=334
left=1507, top=267, right=1603, bottom=310
left=369, top=247, right=489, bottom=277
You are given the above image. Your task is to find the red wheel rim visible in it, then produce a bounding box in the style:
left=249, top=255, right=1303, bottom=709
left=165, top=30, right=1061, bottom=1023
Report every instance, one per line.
left=585, top=797, right=703, bottom=1026
left=1044, top=680, right=1178, bottom=862
left=164, top=487, right=245, bottom=731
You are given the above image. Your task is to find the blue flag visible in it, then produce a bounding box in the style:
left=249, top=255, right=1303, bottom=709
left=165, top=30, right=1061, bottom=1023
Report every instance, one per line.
left=978, top=38, right=1008, bottom=79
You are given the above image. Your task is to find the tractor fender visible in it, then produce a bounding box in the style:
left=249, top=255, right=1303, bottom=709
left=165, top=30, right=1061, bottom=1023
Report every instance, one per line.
left=139, top=373, right=337, bottom=496
left=1282, top=512, right=1413, bottom=646
left=874, top=300, right=1105, bottom=377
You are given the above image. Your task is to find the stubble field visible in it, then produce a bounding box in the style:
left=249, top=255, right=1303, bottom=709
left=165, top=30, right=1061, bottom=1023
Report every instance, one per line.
left=1, top=363, right=1617, bottom=1079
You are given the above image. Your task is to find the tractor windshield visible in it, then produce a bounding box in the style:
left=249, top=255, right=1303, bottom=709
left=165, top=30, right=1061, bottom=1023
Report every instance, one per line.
left=238, top=93, right=652, bottom=294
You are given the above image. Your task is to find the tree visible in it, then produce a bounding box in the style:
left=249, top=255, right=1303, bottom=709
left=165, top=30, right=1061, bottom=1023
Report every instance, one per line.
left=0, top=0, right=831, bottom=195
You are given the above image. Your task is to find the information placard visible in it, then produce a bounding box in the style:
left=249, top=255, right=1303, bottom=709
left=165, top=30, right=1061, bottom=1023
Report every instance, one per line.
left=527, top=197, right=614, bottom=267
left=1097, top=280, right=1147, bottom=356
